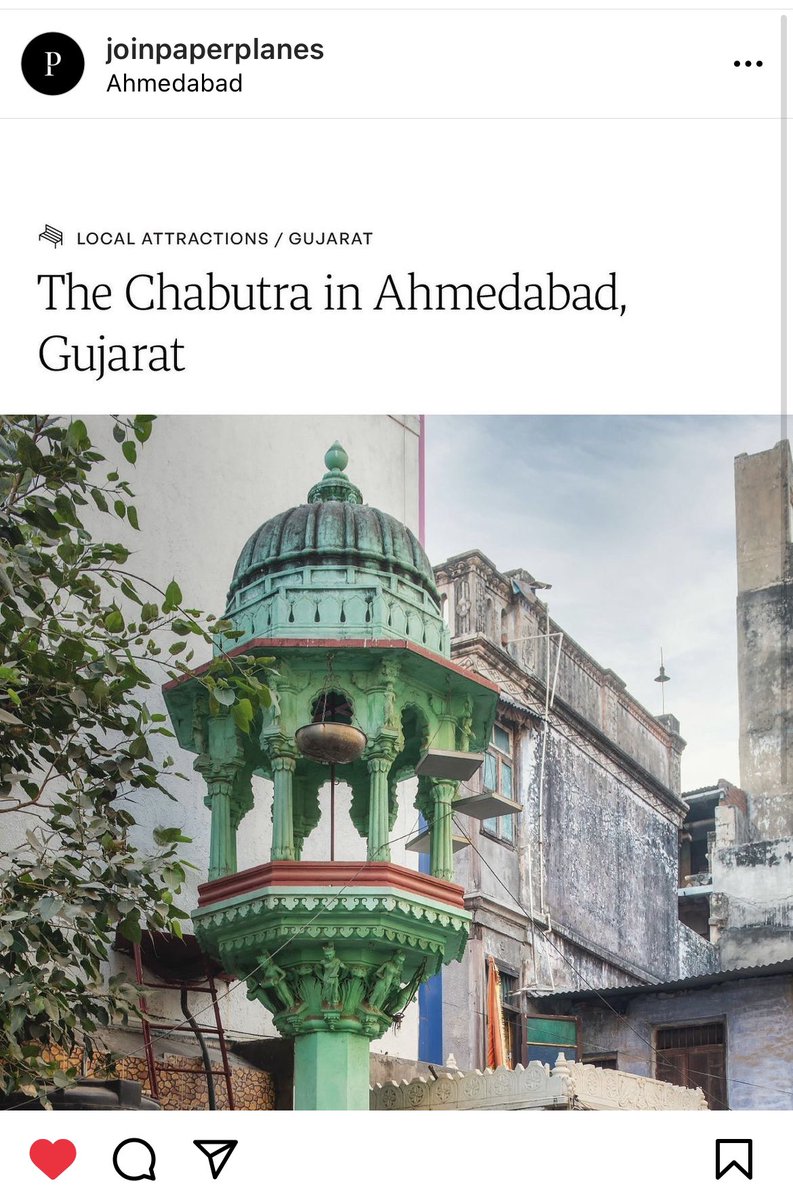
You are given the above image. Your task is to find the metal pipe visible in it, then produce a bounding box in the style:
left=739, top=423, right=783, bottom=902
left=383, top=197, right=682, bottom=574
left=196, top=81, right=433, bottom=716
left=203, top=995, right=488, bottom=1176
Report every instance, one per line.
left=330, top=762, right=336, bottom=861
left=180, top=986, right=217, bottom=1110
left=133, top=943, right=160, bottom=1103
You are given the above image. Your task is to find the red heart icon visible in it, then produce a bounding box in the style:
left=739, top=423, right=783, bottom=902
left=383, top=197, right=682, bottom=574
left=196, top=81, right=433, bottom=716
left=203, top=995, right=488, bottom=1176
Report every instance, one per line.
left=29, top=1139, right=77, bottom=1180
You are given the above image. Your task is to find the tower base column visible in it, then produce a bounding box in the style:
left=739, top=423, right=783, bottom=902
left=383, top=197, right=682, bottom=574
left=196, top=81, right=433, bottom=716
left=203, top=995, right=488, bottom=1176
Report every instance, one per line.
left=293, top=1031, right=370, bottom=1111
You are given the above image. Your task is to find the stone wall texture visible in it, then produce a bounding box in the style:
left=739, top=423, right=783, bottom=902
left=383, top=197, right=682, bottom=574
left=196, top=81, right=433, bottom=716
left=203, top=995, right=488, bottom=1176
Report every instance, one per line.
left=567, top=976, right=793, bottom=1110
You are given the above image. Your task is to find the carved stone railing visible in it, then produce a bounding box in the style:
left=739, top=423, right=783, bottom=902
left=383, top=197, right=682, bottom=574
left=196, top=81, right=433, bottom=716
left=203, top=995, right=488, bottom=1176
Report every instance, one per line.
left=371, top=1059, right=569, bottom=1111
left=565, top=1059, right=707, bottom=1110
left=370, top=1053, right=707, bottom=1112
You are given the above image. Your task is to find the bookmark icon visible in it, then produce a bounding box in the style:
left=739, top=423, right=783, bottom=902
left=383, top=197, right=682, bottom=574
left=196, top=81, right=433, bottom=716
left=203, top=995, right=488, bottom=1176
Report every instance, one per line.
left=193, top=1140, right=238, bottom=1180
left=715, top=1139, right=753, bottom=1181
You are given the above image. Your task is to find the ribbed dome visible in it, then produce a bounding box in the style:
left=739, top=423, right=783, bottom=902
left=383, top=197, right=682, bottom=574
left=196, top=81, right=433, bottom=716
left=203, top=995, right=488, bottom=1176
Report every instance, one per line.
left=228, top=444, right=439, bottom=606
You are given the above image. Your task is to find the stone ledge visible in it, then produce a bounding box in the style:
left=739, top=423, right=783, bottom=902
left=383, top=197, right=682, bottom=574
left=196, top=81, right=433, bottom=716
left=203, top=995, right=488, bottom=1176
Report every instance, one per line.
left=197, top=860, right=467, bottom=910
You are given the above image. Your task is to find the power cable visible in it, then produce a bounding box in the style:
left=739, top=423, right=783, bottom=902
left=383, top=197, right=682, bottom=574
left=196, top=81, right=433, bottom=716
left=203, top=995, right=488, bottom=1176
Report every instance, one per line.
left=1, top=802, right=442, bottom=1111
left=453, top=811, right=793, bottom=1103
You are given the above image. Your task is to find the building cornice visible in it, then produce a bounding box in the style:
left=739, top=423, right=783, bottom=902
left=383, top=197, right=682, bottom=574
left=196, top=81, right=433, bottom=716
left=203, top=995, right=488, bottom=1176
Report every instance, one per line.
left=451, top=634, right=688, bottom=821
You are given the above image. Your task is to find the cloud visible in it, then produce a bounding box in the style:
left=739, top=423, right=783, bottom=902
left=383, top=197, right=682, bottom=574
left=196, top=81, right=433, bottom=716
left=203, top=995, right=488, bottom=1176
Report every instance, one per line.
left=426, top=415, right=781, bottom=789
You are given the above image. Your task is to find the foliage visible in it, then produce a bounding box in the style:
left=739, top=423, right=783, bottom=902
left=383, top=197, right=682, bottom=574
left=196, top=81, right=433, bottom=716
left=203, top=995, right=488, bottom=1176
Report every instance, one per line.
left=0, top=415, right=271, bottom=1099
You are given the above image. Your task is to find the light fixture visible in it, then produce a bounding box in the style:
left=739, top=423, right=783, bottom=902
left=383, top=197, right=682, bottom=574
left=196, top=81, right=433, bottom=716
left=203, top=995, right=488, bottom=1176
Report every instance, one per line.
left=405, top=829, right=471, bottom=855
left=415, top=748, right=484, bottom=781
left=452, top=790, right=522, bottom=820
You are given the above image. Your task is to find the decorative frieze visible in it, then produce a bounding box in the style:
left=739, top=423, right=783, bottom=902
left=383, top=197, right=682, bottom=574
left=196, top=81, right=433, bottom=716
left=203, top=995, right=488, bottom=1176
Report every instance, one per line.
left=370, top=1053, right=707, bottom=1111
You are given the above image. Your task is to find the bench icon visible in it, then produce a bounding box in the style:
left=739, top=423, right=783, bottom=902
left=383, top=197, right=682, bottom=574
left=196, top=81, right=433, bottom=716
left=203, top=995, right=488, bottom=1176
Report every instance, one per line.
left=39, top=224, right=63, bottom=247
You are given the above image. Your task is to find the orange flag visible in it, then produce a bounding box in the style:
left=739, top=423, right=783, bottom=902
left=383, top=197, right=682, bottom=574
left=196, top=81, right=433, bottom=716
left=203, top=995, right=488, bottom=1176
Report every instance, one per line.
left=486, top=956, right=508, bottom=1069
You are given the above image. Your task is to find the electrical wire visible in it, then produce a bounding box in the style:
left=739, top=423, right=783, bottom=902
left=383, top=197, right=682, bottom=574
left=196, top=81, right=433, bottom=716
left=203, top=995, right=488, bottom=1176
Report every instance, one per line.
left=0, top=800, right=443, bottom=1111
left=452, top=811, right=793, bottom=1103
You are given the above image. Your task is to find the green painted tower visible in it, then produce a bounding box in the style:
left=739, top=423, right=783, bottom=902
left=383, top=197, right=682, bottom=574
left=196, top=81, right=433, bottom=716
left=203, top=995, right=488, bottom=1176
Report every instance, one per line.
left=164, top=444, right=498, bottom=1109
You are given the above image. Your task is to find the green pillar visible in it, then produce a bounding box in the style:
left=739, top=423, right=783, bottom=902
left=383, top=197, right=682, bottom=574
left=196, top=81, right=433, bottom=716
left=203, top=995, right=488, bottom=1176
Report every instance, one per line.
left=430, top=780, right=456, bottom=881
left=367, top=756, right=391, bottom=862
left=208, top=777, right=236, bottom=880
left=293, top=1031, right=370, bottom=1110
left=272, top=754, right=296, bottom=860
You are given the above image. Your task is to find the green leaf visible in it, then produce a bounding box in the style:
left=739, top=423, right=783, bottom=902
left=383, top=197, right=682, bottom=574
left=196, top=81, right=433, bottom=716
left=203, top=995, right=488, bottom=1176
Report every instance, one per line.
left=112, top=424, right=126, bottom=444
left=232, top=698, right=254, bottom=733
left=104, top=608, right=125, bottom=634
left=122, top=441, right=137, bottom=465
left=169, top=641, right=187, bottom=655
left=133, top=417, right=153, bottom=444
left=120, top=579, right=142, bottom=605
left=163, top=580, right=182, bottom=612
left=66, top=419, right=88, bottom=450
left=153, top=826, right=191, bottom=846
left=127, top=506, right=139, bottom=531
left=140, top=602, right=158, bottom=622
left=119, top=912, right=141, bottom=944
left=0, top=708, right=25, bottom=727
left=90, top=487, right=109, bottom=514
left=114, top=500, right=126, bottom=519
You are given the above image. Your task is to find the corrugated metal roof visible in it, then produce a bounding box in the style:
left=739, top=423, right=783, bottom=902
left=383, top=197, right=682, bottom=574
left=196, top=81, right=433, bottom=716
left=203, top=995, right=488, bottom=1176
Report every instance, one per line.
left=543, top=957, right=793, bottom=1004
left=498, top=691, right=543, bottom=721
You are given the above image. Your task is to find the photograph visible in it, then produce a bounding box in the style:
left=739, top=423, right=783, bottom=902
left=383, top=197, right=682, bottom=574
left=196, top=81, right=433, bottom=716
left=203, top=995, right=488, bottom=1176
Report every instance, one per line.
left=1, top=413, right=790, bottom=1114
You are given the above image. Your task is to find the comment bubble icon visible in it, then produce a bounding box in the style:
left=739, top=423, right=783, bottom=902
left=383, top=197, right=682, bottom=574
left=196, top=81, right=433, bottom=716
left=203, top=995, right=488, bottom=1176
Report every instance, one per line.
left=113, top=1138, right=157, bottom=1182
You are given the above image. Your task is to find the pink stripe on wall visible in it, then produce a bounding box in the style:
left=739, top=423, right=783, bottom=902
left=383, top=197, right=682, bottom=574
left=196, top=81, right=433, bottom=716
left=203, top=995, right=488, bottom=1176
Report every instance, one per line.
left=419, top=414, right=426, bottom=546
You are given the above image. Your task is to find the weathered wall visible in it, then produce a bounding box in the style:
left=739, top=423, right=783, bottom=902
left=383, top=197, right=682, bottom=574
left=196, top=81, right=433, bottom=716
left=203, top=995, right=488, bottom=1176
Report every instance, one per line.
left=713, top=836, right=793, bottom=969
left=678, top=921, right=719, bottom=977
left=436, top=552, right=685, bottom=792
left=434, top=549, right=693, bottom=1070
left=734, top=441, right=793, bottom=838
left=563, top=976, right=793, bottom=1110
left=542, top=729, right=680, bottom=981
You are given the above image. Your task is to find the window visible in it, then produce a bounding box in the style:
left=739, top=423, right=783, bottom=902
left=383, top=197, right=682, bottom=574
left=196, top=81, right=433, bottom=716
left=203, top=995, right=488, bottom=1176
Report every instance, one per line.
left=499, top=970, right=522, bottom=1068
left=654, top=1022, right=727, bottom=1110
left=482, top=723, right=516, bottom=843
left=583, top=1053, right=618, bottom=1071
left=525, top=1015, right=579, bottom=1068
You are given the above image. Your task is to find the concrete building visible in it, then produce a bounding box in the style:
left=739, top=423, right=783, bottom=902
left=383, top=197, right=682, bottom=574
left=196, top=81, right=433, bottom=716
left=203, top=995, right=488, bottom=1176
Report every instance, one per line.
left=675, top=443, right=793, bottom=969
left=709, top=441, right=793, bottom=969
left=525, top=440, right=793, bottom=1110
left=537, top=958, right=793, bottom=1110
left=421, top=550, right=717, bottom=1073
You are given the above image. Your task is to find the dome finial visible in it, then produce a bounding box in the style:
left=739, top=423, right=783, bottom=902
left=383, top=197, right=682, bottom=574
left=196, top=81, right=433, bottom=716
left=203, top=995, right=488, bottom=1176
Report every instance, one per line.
left=324, top=442, right=349, bottom=473
left=307, top=441, right=363, bottom=505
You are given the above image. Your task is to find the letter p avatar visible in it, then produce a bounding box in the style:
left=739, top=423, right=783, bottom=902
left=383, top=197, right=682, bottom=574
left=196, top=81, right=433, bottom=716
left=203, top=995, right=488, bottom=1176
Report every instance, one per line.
left=22, top=33, right=84, bottom=95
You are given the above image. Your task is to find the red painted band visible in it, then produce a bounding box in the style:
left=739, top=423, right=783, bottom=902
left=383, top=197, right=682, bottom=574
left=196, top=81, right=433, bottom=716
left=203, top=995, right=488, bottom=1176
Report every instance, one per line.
left=197, top=860, right=466, bottom=910
left=164, top=637, right=500, bottom=695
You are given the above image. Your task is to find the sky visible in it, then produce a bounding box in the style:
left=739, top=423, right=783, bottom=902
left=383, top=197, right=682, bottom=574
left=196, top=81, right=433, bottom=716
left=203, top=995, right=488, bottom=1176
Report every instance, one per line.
left=424, top=415, right=784, bottom=791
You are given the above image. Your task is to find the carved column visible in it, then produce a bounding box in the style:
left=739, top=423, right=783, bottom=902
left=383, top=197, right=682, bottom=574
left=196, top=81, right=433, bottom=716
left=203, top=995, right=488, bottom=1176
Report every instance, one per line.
left=196, top=712, right=247, bottom=881
left=430, top=780, right=458, bottom=881
left=203, top=766, right=238, bottom=881
left=367, top=756, right=392, bottom=862
left=272, top=753, right=297, bottom=861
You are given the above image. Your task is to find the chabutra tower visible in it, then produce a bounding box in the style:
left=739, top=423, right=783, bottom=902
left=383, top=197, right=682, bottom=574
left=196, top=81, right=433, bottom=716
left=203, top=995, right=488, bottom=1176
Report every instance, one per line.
left=165, top=443, right=499, bottom=1109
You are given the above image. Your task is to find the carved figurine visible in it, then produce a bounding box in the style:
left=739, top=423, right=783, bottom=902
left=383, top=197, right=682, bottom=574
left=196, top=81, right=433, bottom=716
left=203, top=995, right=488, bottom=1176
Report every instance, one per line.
left=390, top=958, right=428, bottom=1014
left=258, top=958, right=296, bottom=1009
left=317, top=943, right=343, bottom=1007
left=367, top=951, right=405, bottom=1012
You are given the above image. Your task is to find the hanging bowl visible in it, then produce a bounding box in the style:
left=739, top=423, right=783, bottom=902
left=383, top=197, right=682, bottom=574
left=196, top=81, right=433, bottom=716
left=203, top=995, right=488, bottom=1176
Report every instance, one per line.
left=295, top=722, right=368, bottom=765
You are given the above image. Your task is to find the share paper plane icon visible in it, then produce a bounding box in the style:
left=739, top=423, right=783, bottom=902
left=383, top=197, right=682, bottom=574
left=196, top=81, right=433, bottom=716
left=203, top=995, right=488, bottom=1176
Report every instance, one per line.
left=193, top=1140, right=238, bottom=1180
